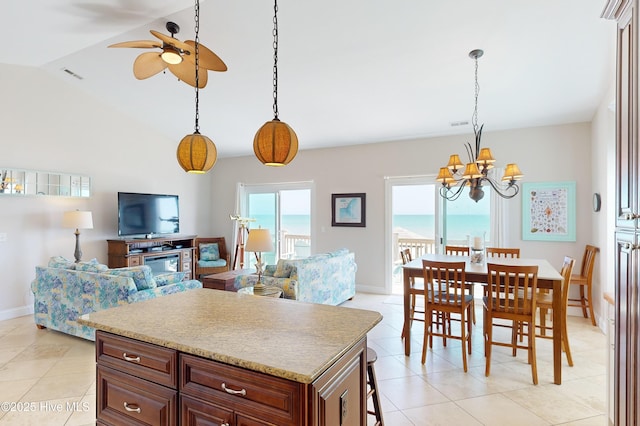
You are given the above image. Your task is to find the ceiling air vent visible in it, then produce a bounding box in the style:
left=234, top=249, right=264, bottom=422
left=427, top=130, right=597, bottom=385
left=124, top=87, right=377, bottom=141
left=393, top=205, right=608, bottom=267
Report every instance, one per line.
left=450, top=120, right=469, bottom=127
left=62, top=68, right=84, bottom=80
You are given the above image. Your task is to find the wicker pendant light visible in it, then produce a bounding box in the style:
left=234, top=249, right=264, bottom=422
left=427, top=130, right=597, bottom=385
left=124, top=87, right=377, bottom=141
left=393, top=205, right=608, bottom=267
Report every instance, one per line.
left=253, top=0, right=298, bottom=167
left=176, top=0, right=217, bottom=173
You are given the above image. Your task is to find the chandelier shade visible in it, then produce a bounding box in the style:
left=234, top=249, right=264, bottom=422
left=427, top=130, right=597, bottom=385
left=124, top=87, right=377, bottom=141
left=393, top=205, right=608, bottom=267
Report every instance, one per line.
left=177, top=132, right=217, bottom=173
left=437, top=49, right=523, bottom=202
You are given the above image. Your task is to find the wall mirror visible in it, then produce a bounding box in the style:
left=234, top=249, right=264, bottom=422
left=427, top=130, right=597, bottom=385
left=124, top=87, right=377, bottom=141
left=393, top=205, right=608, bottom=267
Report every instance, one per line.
left=0, top=168, right=91, bottom=197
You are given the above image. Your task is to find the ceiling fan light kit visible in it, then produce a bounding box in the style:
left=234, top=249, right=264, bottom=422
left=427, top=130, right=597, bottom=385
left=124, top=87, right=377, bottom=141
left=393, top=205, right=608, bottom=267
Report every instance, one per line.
left=109, top=20, right=226, bottom=88
left=253, top=0, right=298, bottom=167
left=436, top=49, right=523, bottom=202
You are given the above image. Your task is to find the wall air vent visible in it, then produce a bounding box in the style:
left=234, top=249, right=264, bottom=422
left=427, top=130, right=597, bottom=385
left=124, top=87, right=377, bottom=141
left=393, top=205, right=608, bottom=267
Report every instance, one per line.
left=62, top=68, right=84, bottom=80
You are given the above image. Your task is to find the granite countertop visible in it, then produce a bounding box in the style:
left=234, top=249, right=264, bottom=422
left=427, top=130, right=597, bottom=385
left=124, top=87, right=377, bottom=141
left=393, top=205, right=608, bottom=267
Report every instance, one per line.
left=78, top=289, right=382, bottom=384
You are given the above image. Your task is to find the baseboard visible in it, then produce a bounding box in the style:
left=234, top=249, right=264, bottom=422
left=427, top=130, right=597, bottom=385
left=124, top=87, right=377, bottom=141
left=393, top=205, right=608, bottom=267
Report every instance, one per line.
left=0, top=305, right=33, bottom=322
left=355, top=285, right=387, bottom=295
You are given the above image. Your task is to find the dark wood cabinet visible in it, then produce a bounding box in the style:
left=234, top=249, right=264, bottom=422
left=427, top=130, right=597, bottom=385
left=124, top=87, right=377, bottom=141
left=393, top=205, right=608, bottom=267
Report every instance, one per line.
left=603, top=1, right=640, bottom=424
left=107, top=235, right=196, bottom=280
left=95, top=331, right=367, bottom=426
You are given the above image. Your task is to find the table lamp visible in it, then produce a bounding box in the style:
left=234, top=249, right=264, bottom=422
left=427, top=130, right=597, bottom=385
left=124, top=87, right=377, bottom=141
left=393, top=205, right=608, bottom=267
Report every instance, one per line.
left=63, top=210, right=93, bottom=262
left=244, top=227, right=274, bottom=295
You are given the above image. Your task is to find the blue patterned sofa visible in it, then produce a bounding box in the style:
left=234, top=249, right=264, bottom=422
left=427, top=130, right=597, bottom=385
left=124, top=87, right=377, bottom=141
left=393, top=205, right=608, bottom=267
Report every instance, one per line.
left=234, top=248, right=357, bottom=305
left=31, top=257, right=202, bottom=340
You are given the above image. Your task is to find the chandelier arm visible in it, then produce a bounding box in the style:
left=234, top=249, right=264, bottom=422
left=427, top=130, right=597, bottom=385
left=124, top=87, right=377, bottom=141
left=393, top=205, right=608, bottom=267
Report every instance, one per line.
left=439, top=182, right=467, bottom=201
left=482, top=176, right=520, bottom=199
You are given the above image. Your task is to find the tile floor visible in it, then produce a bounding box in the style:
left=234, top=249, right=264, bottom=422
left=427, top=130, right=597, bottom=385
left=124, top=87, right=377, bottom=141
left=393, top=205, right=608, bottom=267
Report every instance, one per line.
left=0, top=292, right=607, bottom=425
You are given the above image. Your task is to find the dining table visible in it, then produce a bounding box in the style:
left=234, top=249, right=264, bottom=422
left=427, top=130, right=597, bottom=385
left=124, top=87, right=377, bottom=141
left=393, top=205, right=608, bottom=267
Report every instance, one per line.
left=402, top=253, right=565, bottom=384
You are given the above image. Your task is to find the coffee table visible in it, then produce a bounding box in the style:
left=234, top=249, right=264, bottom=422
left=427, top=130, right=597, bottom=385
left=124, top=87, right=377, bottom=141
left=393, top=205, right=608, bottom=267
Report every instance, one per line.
left=201, top=269, right=254, bottom=291
left=238, top=286, right=283, bottom=298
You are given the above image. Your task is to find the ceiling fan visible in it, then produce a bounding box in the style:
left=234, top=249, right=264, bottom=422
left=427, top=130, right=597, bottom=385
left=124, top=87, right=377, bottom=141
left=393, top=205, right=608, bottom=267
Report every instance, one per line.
left=108, top=21, right=227, bottom=88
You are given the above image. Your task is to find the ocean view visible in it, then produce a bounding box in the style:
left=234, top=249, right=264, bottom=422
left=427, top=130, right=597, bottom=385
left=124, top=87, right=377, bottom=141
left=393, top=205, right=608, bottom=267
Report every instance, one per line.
left=251, top=214, right=489, bottom=242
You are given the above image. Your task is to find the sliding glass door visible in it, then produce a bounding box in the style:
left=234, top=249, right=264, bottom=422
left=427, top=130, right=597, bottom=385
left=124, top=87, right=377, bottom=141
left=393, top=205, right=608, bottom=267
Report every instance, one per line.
left=240, top=183, right=313, bottom=268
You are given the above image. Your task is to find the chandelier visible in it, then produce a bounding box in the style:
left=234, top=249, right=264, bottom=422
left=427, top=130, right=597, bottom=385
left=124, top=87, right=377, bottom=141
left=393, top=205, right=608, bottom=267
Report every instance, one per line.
left=436, top=49, right=523, bottom=202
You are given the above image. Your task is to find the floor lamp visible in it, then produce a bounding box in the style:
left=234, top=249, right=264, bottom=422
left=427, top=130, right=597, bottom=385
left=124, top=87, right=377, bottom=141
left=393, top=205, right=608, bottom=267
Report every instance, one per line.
left=63, top=210, right=93, bottom=263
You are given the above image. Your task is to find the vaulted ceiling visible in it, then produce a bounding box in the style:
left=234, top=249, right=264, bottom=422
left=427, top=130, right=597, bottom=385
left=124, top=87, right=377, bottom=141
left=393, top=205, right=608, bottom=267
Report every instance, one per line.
left=6, top=0, right=615, bottom=158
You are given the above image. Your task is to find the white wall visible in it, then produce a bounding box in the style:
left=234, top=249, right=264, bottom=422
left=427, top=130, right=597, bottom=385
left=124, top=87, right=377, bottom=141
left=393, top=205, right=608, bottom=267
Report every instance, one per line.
left=210, top=122, right=600, bottom=300
left=0, top=64, right=214, bottom=319
left=1, top=62, right=614, bottom=326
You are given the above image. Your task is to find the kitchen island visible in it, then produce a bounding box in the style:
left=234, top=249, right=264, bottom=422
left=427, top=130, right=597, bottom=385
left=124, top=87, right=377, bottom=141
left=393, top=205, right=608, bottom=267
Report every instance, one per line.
left=78, top=288, right=382, bottom=426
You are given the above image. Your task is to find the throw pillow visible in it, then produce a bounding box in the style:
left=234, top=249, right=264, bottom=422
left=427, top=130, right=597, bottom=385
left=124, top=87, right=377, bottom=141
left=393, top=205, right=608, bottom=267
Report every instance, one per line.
left=48, top=256, right=76, bottom=270
left=109, top=265, right=157, bottom=291
left=155, top=272, right=187, bottom=287
left=76, top=262, right=109, bottom=273
left=200, top=243, right=220, bottom=261
left=274, top=259, right=294, bottom=278
left=263, top=264, right=277, bottom=277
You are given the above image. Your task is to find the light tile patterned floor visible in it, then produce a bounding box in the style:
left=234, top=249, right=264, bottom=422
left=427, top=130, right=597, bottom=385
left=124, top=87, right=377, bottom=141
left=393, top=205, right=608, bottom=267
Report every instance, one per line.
left=0, top=293, right=606, bottom=425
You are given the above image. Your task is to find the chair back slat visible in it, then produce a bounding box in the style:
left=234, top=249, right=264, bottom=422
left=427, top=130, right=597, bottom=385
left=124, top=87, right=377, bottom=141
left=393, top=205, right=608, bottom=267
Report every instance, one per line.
left=422, top=260, right=467, bottom=305
left=580, top=245, right=598, bottom=279
left=486, top=247, right=520, bottom=258
left=445, top=245, right=470, bottom=256
left=487, top=263, right=538, bottom=315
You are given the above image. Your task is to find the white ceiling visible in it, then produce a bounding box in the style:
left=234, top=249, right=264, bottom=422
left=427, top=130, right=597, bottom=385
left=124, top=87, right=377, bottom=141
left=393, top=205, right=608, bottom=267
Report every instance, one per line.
left=6, top=0, right=615, bottom=158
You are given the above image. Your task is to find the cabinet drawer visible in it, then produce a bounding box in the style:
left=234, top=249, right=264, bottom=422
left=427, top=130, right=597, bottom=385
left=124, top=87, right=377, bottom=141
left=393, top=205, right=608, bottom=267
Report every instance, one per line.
left=182, top=262, right=191, bottom=272
left=180, top=394, right=233, bottom=426
left=180, top=354, right=303, bottom=425
left=97, top=331, right=177, bottom=388
left=128, top=256, right=141, bottom=266
left=97, top=365, right=177, bottom=426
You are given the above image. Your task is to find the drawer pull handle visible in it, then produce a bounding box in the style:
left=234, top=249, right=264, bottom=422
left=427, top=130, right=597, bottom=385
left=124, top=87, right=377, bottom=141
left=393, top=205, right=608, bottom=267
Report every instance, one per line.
left=221, top=382, right=246, bottom=396
left=123, top=402, right=141, bottom=413
left=123, top=353, right=141, bottom=363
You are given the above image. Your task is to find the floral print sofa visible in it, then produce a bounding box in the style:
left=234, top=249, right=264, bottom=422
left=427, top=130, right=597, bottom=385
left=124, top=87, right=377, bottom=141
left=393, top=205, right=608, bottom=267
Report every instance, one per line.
left=234, top=248, right=357, bottom=305
left=31, top=257, right=202, bottom=340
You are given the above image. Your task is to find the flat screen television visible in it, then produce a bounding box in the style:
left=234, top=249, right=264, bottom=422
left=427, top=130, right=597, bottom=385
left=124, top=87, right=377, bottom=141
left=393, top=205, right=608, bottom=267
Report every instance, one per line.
left=117, top=192, right=180, bottom=237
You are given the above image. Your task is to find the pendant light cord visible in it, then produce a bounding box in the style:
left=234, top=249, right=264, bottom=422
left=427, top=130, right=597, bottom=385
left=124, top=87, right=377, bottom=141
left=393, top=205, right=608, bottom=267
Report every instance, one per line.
left=194, top=0, right=201, bottom=133
left=272, top=0, right=279, bottom=120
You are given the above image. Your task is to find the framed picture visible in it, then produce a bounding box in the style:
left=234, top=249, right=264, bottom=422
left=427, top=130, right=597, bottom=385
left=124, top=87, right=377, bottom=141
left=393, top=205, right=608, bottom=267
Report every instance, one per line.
left=522, top=181, right=576, bottom=241
left=332, top=193, right=366, bottom=227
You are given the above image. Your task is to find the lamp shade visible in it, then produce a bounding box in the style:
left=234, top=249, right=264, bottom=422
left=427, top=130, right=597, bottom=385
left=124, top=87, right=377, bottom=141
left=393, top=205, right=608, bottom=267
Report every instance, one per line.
left=253, top=120, right=298, bottom=166
left=436, top=167, right=455, bottom=184
left=446, top=154, right=464, bottom=171
left=462, top=162, right=483, bottom=179
left=63, top=211, right=93, bottom=229
left=177, top=133, right=218, bottom=173
left=245, top=228, right=274, bottom=253
left=502, top=163, right=524, bottom=181
left=476, top=147, right=496, bottom=164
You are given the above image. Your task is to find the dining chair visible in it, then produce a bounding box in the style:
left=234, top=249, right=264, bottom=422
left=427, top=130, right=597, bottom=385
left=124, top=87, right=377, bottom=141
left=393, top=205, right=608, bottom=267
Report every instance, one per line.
left=484, top=262, right=539, bottom=384
left=400, top=248, right=425, bottom=339
left=445, top=245, right=475, bottom=324
left=568, top=245, right=599, bottom=326
left=421, top=259, right=473, bottom=371
left=535, top=256, right=576, bottom=366
left=485, top=247, right=521, bottom=258
left=445, top=245, right=470, bottom=256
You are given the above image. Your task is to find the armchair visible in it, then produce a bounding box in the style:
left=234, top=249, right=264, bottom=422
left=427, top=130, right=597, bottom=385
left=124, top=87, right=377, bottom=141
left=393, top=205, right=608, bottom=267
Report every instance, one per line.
left=195, top=237, right=230, bottom=278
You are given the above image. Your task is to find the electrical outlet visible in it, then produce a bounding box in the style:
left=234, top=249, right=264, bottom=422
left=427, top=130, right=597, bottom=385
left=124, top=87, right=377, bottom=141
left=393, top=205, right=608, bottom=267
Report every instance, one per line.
left=0, top=233, right=7, bottom=242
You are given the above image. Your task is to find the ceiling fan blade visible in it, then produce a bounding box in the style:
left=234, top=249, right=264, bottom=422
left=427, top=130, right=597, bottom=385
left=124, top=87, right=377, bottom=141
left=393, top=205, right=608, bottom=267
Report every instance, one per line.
left=133, top=52, right=168, bottom=80
left=109, top=40, right=162, bottom=49
left=168, top=62, right=208, bottom=88
left=150, top=30, right=193, bottom=52
left=184, top=40, right=227, bottom=72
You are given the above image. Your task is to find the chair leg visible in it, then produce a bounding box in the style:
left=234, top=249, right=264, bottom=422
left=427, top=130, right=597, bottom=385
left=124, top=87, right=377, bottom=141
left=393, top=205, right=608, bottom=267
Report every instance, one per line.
left=529, top=320, right=538, bottom=385
left=586, top=284, right=597, bottom=326
left=460, top=308, right=468, bottom=372
left=485, top=315, right=493, bottom=377
left=539, top=307, right=548, bottom=336
left=422, top=309, right=432, bottom=364
left=579, top=285, right=588, bottom=319
left=562, top=315, right=574, bottom=367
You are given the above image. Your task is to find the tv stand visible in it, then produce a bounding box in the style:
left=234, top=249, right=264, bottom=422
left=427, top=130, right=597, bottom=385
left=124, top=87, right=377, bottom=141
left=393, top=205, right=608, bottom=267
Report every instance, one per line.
left=107, top=235, right=197, bottom=280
